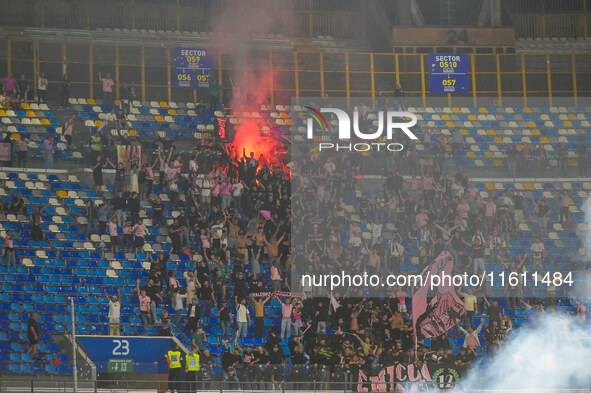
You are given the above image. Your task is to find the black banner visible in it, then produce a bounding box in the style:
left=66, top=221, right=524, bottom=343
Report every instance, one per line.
left=357, top=363, right=461, bottom=392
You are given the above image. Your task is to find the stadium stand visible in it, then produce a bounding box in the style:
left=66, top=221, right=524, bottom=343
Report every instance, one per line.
left=0, top=96, right=588, bottom=379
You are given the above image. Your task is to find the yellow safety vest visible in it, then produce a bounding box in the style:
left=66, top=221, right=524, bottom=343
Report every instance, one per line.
left=186, top=353, right=200, bottom=371
left=90, top=135, right=101, bottom=151
left=167, top=350, right=181, bottom=369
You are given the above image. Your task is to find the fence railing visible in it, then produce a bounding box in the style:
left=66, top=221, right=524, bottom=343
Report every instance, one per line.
left=1, top=39, right=590, bottom=107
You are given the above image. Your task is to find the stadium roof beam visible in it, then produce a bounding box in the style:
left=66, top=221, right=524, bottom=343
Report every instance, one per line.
left=477, top=0, right=502, bottom=27
left=396, top=0, right=425, bottom=26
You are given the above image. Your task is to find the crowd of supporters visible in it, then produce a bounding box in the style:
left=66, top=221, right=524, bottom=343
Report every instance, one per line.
left=1, top=78, right=589, bottom=388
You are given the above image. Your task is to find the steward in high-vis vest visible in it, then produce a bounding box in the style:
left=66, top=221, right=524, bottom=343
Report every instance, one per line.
left=185, top=345, right=200, bottom=393
left=154, top=343, right=182, bottom=393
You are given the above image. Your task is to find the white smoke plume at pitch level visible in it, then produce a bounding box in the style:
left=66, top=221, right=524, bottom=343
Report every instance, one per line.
left=459, top=196, right=591, bottom=390
left=461, top=314, right=591, bottom=390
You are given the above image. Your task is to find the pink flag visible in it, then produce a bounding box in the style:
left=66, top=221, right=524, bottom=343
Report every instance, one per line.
left=411, top=251, right=466, bottom=339
left=259, top=210, right=274, bottom=222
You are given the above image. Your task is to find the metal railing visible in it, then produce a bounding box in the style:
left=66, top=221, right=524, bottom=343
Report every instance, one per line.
left=2, top=37, right=590, bottom=106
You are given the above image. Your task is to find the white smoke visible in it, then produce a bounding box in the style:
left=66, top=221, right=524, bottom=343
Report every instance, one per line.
left=461, top=313, right=590, bottom=391
left=208, top=0, right=294, bottom=111
left=583, top=196, right=591, bottom=260
left=459, top=196, right=591, bottom=391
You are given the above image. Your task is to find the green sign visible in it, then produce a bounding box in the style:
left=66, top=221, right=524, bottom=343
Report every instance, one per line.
left=108, top=358, right=134, bottom=373
left=432, top=367, right=460, bottom=390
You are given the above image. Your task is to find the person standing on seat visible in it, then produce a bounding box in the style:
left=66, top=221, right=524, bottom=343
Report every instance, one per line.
left=154, top=343, right=183, bottom=393
left=185, top=345, right=200, bottom=393
left=99, top=72, right=115, bottom=111
left=26, top=312, right=40, bottom=359
left=2, top=230, right=17, bottom=268
left=104, top=288, right=121, bottom=335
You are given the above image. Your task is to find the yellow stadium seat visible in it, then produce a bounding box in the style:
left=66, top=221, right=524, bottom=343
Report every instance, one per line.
left=114, top=100, right=121, bottom=106
left=95, top=120, right=102, bottom=127
left=523, top=107, right=532, bottom=113
left=540, top=137, right=549, bottom=143
left=446, top=121, right=455, bottom=127
left=484, top=152, right=494, bottom=158
left=460, top=129, right=468, bottom=135
left=452, top=107, right=461, bottom=113
left=441, top=114, right=450, bottom=120
left=40, top=119, right=50, bottom=125
left=524, top=183, right=534, bottom=190
left=10, top=133, right=20, bottom=140
left=564, top=121, right=572, bottom=127
left=130, top=130, right=138, bottom=137
left=159, top=102, right=169, bottom=108
left=26, top=111, right=36, bottom=117
left=155, top=116, right=165, bottom=122
left=21, top=103, right=30, bottom=110
left=0, top=110, right=6, bottom=116
left=57, top=190, right=68, bottom=198
left=494, top=137, right=503, bottom=144
left=568, top=159, right=577, bottom=166
left=516, top=144, right=524, bottom=151
left=87, top=99, right=96, bottom=105
left=467, top=151, right=476, bottom=158
left=531, top=129, right=540, bottom=135
left=468, top=115, right=477, bottom=121
left=168, top=109, right=178, bottom=116
left=493, top=160, right=503, bottom=166
left=280, top=112, right=289, bottom=119
left=485, top=183, right=495, bottom=190
left=285, top=119, right=293, bottom=125
left=568, top=114, right=577, bottom=120
left=486, top=130, right=495, bottom=136
left=526, top=121, right=536, bottom=127
left=478, top=108, right=488, bottom=113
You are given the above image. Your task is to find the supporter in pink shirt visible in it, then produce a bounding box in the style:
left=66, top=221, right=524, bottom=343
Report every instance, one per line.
left=396, top=289, right=408, bottom=314
left=422, top=174, right=434, bottom=191
left=99, top=72, right=115, bottom=110
left=277, top=296, right=294, bottom=340
left=2, top=73, right=17, bottom=95
left=270, top=263, right=282, bottom=292
left=101, top=76, right=114, bottom=92
left=220, top=180, right=232, bottom=210
left=415, top=209, right=429, bottom=228
left=484, top=200, right=497, bottom=217
left=200, top=229, right=211, bottom=256
left=134, top=221, right=146, bottom=237
left=560, top=193, right=569, bottom=207
left=467, top=183, right=478, bottom=201
left=457, top=200, right=470, bottom=220
left=407, top=175, right=421, bottom=198
left=108, top=217, right=119, bottom=253
left=133, top=219, right=147, bottom=253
